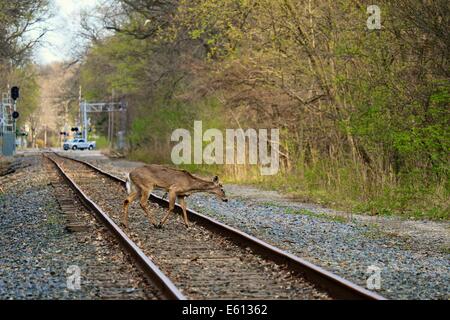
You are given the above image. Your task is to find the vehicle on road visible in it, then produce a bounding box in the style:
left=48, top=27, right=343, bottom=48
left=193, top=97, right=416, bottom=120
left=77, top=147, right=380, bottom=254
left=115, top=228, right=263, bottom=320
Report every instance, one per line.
left=63, top=139, right=96, bottom=151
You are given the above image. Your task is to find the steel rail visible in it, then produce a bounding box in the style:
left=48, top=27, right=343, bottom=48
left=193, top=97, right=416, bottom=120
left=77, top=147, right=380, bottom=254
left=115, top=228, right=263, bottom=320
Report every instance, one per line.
left=44, top=154, right=186, bottom=300
left=53, top=152, right=386, bottom=300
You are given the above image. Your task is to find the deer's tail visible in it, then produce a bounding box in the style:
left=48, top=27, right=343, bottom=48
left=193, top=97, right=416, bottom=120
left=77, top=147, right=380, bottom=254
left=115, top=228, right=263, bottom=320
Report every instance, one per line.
left=126, top=173, right=132, bottom=195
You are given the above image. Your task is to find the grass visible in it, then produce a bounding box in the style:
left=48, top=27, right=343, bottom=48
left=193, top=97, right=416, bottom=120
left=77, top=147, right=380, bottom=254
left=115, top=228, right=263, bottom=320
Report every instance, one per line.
left=45, top=210, right=60, bottom=226
left=192, top=165, right=448, bottom=221
left=352, top=183, right=449, bottom=220
left=261, top=201, right=284, bottom=208
left=124, top=150, right=449, bottom=221
left=284, top=208, right=349, bottom=223
left=93, top=136, right=109, bottom=150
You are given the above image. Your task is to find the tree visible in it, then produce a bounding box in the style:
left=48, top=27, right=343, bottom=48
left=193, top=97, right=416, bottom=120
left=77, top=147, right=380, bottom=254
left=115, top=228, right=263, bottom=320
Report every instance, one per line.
left=0, top=0, right=50, bottom=63
left=77, top=0, right=449, bottom=218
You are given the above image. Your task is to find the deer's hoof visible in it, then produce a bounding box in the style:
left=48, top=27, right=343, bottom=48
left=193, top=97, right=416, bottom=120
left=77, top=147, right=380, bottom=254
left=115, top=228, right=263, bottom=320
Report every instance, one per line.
left=155, top=223, right=163, bottom=229
left=185, top=224, right=191, bottom=229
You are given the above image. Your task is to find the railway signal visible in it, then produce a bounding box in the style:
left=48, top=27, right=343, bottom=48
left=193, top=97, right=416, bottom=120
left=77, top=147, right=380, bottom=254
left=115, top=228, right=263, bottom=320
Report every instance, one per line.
left=11, top=86, right=19, bottom=101
left=12, top=111, right=19, bottom=119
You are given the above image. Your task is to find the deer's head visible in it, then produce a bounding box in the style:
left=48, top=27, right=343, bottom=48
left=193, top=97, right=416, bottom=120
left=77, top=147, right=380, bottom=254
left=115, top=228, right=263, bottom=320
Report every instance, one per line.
left=210, top=176, right=228, bottom=202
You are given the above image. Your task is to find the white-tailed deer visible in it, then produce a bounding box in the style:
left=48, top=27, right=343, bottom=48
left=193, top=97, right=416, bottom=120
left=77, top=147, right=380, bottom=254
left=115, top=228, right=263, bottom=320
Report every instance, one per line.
left=122, top=165, right=228, bottom=229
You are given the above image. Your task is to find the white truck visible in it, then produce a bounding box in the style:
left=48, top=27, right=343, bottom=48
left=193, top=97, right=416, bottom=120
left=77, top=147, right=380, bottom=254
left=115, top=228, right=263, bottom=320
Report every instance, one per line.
left=63, top=139, right=96, bottom=151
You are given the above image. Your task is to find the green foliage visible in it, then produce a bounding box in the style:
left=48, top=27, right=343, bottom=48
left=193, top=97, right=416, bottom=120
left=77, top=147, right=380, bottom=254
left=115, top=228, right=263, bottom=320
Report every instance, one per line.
left=78, top=0, right=449, bottom=221
left=81, top=34, right=150, bottom=100
left=94, top=136, right=109, bottom=150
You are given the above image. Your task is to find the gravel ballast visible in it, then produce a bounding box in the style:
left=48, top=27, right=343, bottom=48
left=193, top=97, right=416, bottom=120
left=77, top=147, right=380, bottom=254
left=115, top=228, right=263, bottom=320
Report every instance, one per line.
left=61, top=151, right=450, bottom=300
left=0, top=155, right=160, bottom=300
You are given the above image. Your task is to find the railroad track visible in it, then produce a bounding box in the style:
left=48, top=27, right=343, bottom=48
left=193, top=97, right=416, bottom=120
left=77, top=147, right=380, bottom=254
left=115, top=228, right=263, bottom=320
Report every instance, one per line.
left=44, top=152, right=385, bottom=300
left=45, top=160, right=163, bottom=299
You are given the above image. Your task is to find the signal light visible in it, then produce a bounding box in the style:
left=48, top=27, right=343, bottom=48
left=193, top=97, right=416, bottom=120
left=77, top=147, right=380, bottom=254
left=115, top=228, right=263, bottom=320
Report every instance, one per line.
left=11, top=86, right=19, bottom=101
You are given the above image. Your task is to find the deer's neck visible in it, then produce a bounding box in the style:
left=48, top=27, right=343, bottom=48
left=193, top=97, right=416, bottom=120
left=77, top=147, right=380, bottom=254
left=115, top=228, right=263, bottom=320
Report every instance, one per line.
left=189, top=178, right=214, bottom=192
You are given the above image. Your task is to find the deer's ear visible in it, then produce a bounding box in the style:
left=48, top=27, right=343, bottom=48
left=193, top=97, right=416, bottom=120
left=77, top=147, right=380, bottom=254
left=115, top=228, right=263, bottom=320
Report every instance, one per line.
left=213, top=176, right=219, bottom=184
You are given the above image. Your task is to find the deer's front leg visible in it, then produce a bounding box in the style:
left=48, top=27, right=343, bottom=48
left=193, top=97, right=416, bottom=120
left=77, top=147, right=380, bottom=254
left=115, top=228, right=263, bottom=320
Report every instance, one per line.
left=159, top=189, right=177, bottom=228
left=179, top=196, right=190, bottom=228
left=122, top=192, right=138, bottom=228
left=140, top=189, right=158, bottom=228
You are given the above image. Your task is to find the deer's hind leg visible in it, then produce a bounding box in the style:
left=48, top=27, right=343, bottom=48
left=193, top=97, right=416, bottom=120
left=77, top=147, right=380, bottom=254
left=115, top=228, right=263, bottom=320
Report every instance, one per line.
left=140, top=187, right=158, bottom=228
left=158, top=189, right=177, bottom=228
left=179, top=196, right=190, bottom=228
left=122, top=191, right=139, bottom=228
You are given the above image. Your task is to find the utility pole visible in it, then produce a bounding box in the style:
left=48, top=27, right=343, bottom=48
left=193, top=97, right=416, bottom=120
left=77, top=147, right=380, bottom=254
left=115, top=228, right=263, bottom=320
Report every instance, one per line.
left=110, top=89, right=115, bottom=148
left=12, top=99, right=17, bottom=137
left=83, top=100, right=88, bottom=141
left=78, top=85, right=82, bottom=129
left=119, top=99, right=127, bottom=151
left=44, top=125, right=48, bottom=148
left=108, top=107, right=111, bottom=144
left=80, top=100, right=126, bottom=148
left=64, top=101, right=69, bottom=139
left=111, top=108, right=115, bottom=148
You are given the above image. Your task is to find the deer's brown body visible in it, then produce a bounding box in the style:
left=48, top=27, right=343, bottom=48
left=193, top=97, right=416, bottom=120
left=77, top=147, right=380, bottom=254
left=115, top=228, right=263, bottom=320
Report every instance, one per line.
left=122, top=165, right=227, bottom=229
